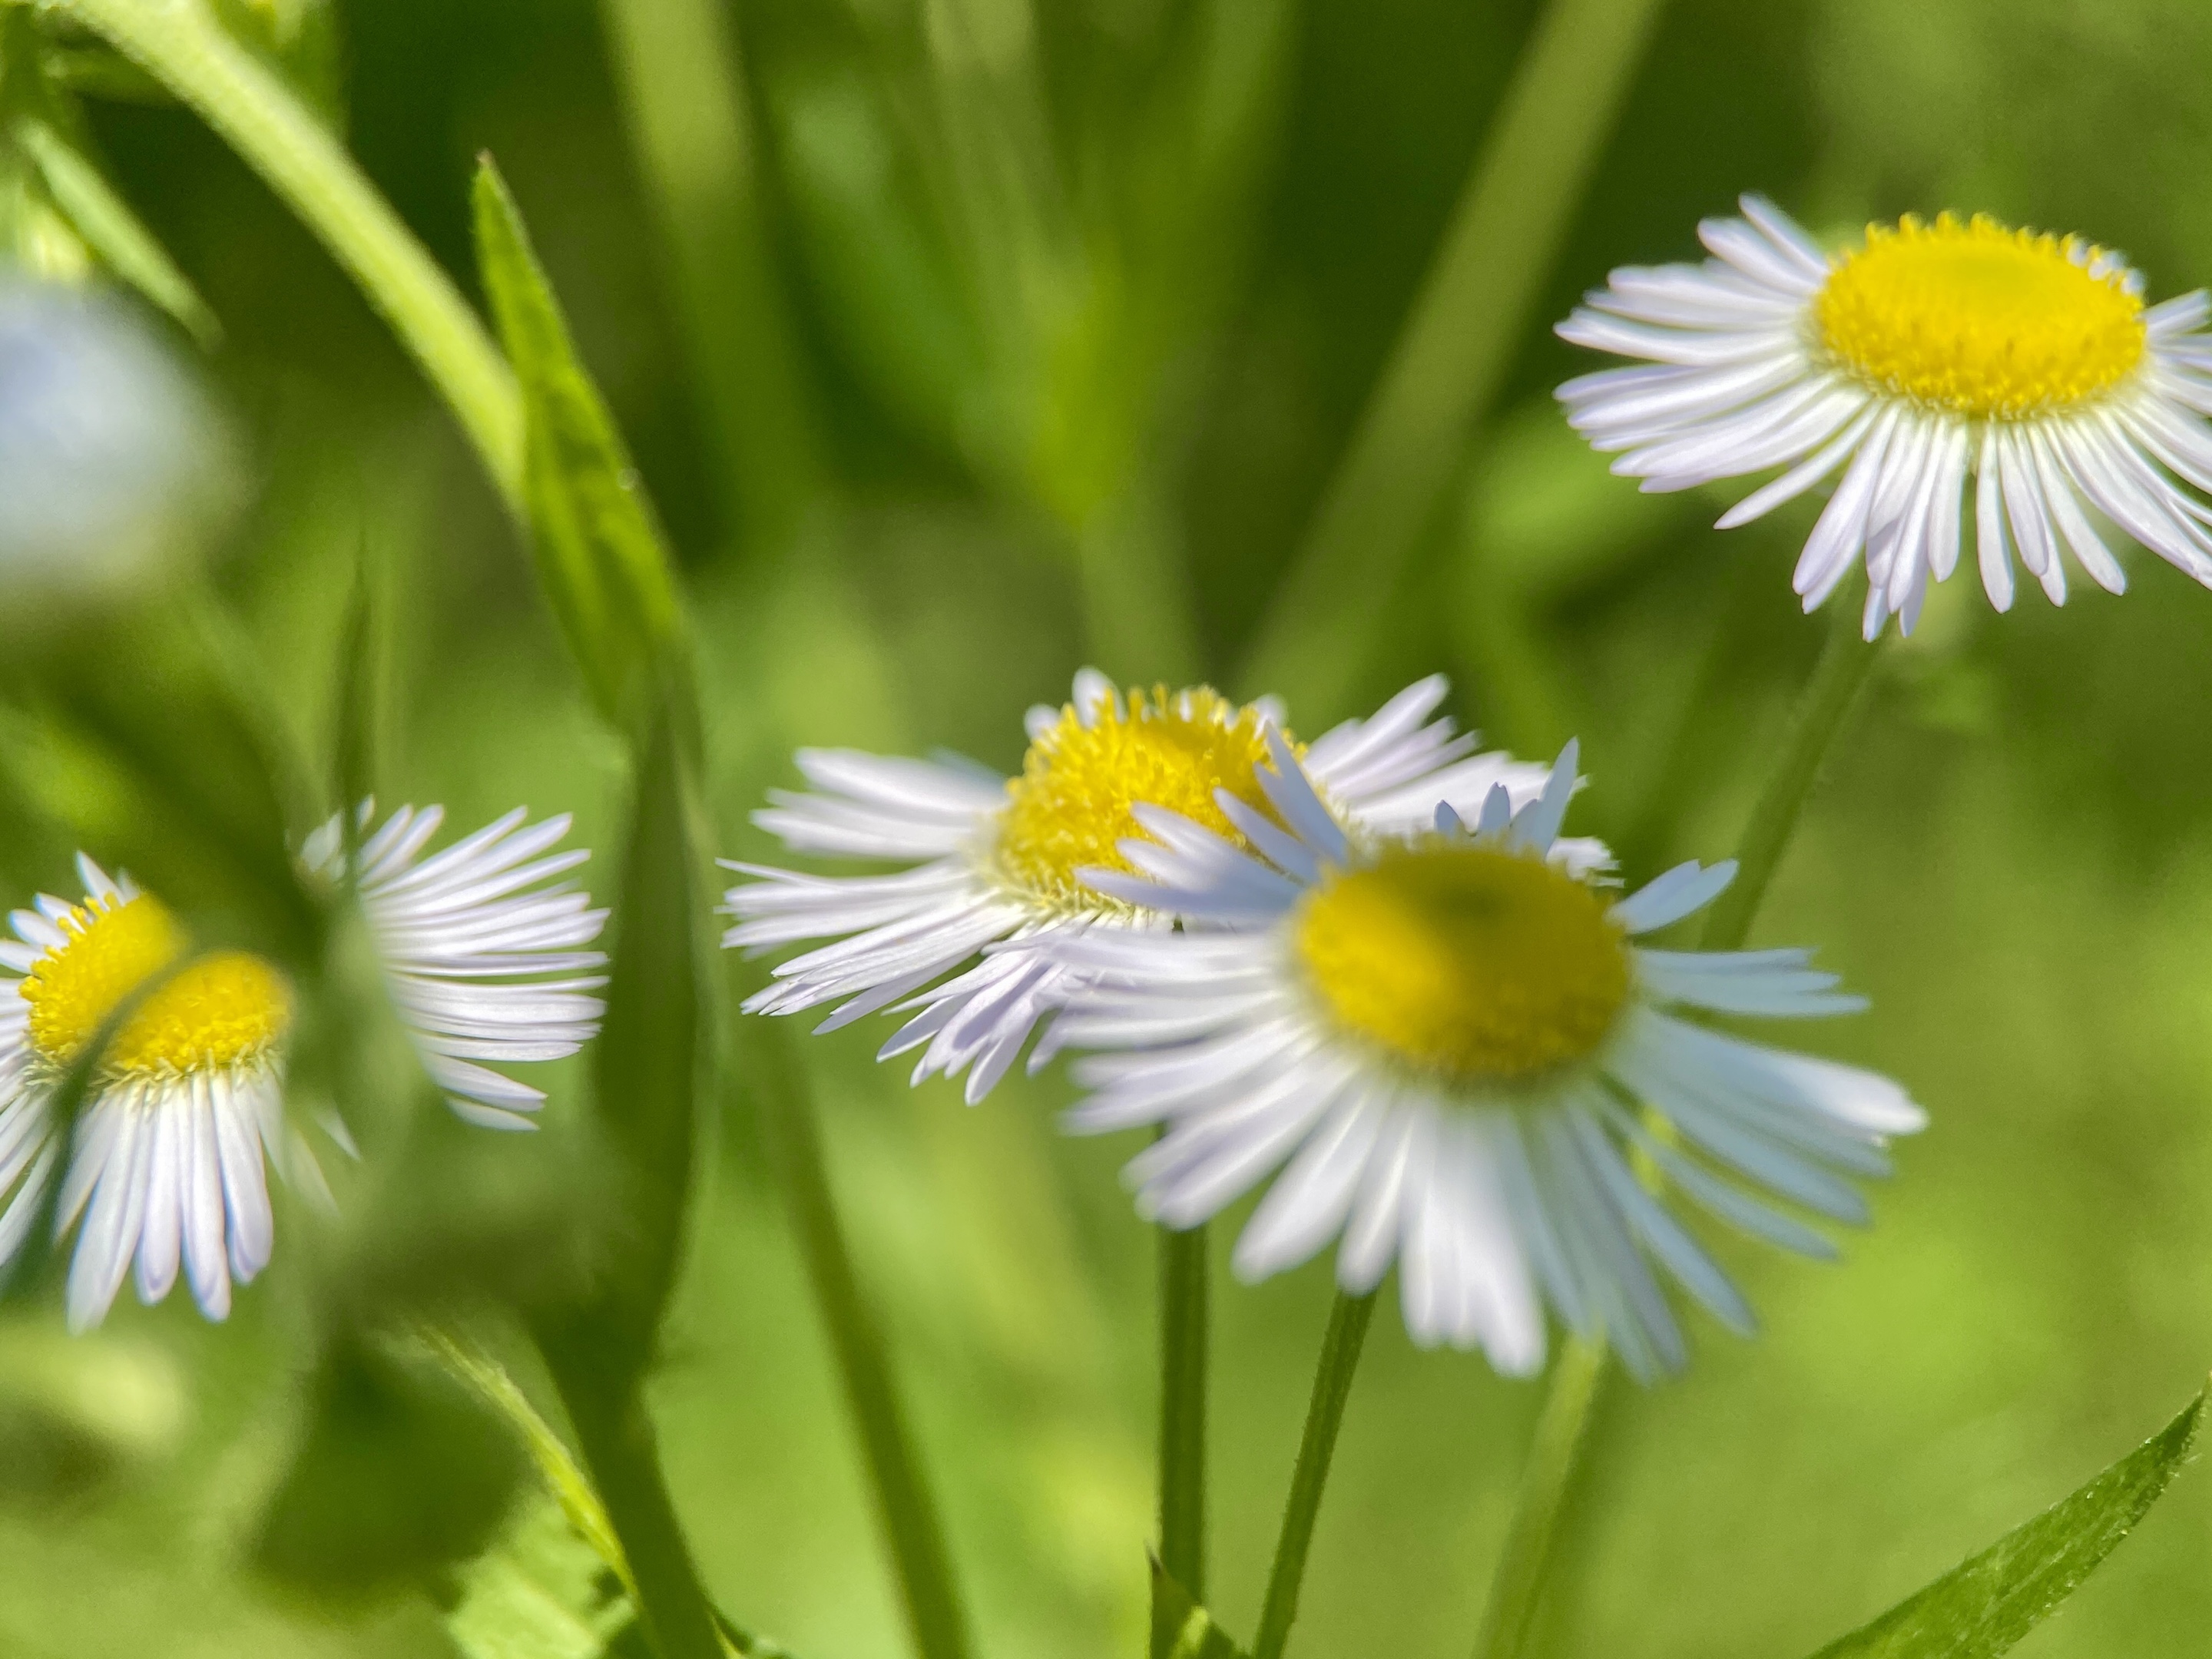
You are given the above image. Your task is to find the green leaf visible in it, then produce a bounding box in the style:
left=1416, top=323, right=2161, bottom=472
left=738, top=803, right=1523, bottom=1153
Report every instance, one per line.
left=1151, top=1556, right=1251, bottom=1659
left=443, top=1492, right=647, bottom=1659
left=1807, top=1386, right=2207, bottom=1659
left=253, top=1332, right=525, bottom=1601
left=427, top=1333, right=794, bottom=1659
left=472, top=156, right=684, bottom=738
left=17, top=115, right=220, bottom=345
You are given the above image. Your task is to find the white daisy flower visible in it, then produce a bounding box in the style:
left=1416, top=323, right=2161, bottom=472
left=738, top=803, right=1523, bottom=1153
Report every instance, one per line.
left=723, top=671, right=1607, bottom=1105
left=1557, top=198, right=2212, bottom=637
left=0, top=807, right=606, bottom=1333
left=300, top=803, right=610, bottom=1131
left=1047, top=737, right=1925, bottom=1378
left=0, top=856, right=295, bottom=1331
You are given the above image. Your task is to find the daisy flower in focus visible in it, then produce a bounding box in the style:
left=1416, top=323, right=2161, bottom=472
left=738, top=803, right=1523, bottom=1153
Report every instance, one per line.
left=0, top=856, right=294, bottom=1330
left=1558, top=197, right=2212, bottom=637
left=724, top=671, right=1607, bottom=1104
left=1048, top=738, right=1923, bottom=1377
left=300, top=803, right=609, bottom=1131
left=0, top=807, right=605, bottom=1332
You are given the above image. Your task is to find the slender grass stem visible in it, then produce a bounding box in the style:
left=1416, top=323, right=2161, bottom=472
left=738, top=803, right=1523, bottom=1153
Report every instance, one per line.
left=1238, top=0, right=1671, bottom=718
left=747, top=1019, right=973, bottom=1659
left=1153, top=1220, right=1210, bottom=1657
left=1252, top=1290, right=1377, bottom=1659
left=1468, top=582, right=1883, bottom=1658
left=1465, top=1336, right=1606, bottom=1659
left=594, top=0, right=825, bottom=551
left=55, top=0, right=522, bottom=508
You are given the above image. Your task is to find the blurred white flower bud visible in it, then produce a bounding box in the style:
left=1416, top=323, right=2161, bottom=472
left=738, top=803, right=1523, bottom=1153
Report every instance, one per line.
left=0, top=281, right=236, bottom=612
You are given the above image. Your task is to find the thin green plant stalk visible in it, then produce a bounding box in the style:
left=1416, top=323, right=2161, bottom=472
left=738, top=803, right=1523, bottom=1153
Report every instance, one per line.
left=1467, top=582, right=1885, bottom=1659
left=747, top=1018, right=973, bottom=1659
left=55, top=0, right=523, bottom=506
left=1251, top=1290, right=1378, bottom=1659
left=1465, top=1336, right=1606, bottom=1659
left=594, top=0, right=826, bottom=552
left=1239, top=0, right=1671, bottom=718
left=1153, top=1220, right=1210, bottom=1658
left=545, top=1363, right=730, bottom=1659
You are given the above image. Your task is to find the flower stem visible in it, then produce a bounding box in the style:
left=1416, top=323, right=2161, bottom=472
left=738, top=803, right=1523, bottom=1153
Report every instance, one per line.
left=1465, top=1336, right=1606, bottom=1659
left=1698, top=584, right=1885, bottom=953
left=1153, top=1220, right=1210, bottom=1657
left=544, top=1359, right=730, bottom=1659
left=1468, top=584, right=1883, bottom=1658
left=1237, top=0, right=1671, bottom=719
left=52, top=0, right=523, bottom=508
left=747, top=1018, right=973, bottom=1659
left=1251, top=1290, right=1377, bottom=1659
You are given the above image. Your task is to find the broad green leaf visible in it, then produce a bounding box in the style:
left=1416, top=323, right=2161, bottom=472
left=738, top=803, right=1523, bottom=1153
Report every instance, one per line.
left=428, top=1333, right=792, bottom=1659
left=443, top=1493, right=647, bottom=1659
left=472, top=157, right=684, bottom=739
left=17, top=116, right=220, bottom=345
left=253, top=1332, right=524, bottom=1601
left=1807, top=1386, right=2207, bottom=1659
left=1150, top=1556, right=1251, bottom=1659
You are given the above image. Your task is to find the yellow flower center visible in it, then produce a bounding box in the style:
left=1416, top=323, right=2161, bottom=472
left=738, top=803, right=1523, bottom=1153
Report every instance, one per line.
left=1815, top=213, right=2145, bottom=418
left=19, top=893, right=290, bottom=1079
left=1295, top=841, right=1630, bottom=1088
left=995, top=686, right=1288, bottom=909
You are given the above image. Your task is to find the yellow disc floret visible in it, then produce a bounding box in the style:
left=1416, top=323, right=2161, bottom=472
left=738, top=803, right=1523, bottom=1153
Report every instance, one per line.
left=995, top=686, right=1288, bottom=910
left=18, top=892, right=290, bottom=1079
left=1295, top=840, right=1630, bottom=1088
left=1816, top=213, right=2145, bottom=419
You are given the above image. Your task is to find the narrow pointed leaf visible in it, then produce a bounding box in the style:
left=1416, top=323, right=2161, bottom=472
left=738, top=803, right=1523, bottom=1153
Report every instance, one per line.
left=472, top=157, right=683, bottom=737
left=1807, top=1386, right=2207, bottom=1659
left=17, top=117, right=221, bottom=346
left=1151, top=1556, right=1251, bottom=1659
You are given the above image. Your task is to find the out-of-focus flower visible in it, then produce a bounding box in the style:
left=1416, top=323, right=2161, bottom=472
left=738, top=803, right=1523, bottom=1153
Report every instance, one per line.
left=0, top=856, right=293, bottom=1331
left=1048, top=739, right=1924, bottom=1379
left=301, top=804, right=608, bottom=1131
left=723, top=671, right=1607, bottom=1104
left=0, top=806, right=604, bottom=1330
left=1557, top=197, right=2212, bottom=637
left=0, top=282, right=235, bottom=613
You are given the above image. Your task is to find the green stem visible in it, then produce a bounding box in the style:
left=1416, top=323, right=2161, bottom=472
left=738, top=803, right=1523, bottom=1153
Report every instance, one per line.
left=1251, top=1290, right=1377, bottom=1659
left=1465, top=583, right=1884, bottom=1659
left=545, top=1364, right=730, bottom=1659
left=1152, top=1221, right=1210, bottom=1657
left=1466, top=1336, right=1606, bottom=1659
left=748, top=1019, right=972, bottom=1659
left=1237, top=0, right=1670, bottom=719
left=594, top=0, right=826, bottom=552
left=1698, top=587, right=1885, bottom=953
left=55, top=0, right=522, bottom=508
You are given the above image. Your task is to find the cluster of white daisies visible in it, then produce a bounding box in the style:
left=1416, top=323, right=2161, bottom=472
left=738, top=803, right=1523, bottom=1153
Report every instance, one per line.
left=16, top=195, right=2212, bottom=1377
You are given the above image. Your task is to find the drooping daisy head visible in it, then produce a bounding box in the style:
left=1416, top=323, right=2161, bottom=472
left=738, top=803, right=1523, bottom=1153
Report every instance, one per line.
left=301, top=803, right=609, bottom=1131
left=0, top=856, right=295, bottom=1331
left=1052, top=736, right=1925, bottom=1378
left=723, top=670, right=1604, bottom=1104
left=1558, top=197, right=2212, bottom=637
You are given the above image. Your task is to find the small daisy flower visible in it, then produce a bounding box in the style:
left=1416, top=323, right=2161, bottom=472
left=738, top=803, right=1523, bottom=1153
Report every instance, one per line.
left=1048, top=738, right=1924, bottom=1378
left=724, top=671, right=1606, bottom=1104
left=0, top=808, right=605, bottom=1333
left=1558, top=198, right=2212, bottom=637
left=0, top=856, right=294, bottom=1330
left=301, top=803, right=610, bottom=1131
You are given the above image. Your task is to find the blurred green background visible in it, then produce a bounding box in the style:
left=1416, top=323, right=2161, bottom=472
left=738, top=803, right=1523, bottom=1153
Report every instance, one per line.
left=5, top=0, right=2212, bottom=1654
